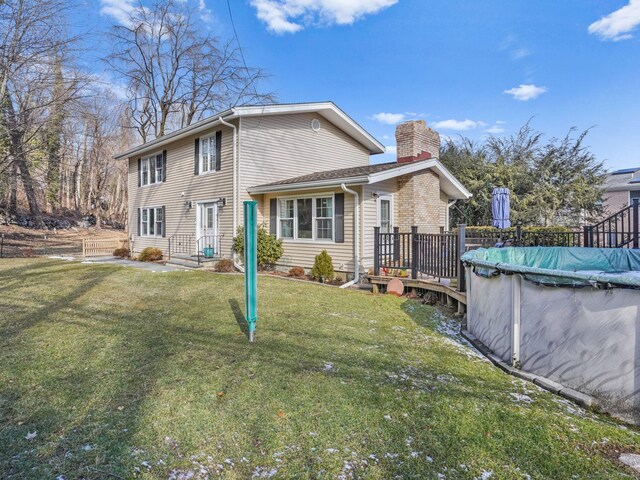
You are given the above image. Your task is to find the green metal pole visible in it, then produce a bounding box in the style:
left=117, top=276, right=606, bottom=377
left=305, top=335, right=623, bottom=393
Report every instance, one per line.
left=244, top=201, right=258, bottom=342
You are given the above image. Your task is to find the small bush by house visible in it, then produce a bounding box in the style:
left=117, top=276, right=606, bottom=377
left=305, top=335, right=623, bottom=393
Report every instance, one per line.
left=288, top=266, right=306, bottom=278
left=138, top=247, right=163, bottom=262
left=233, top=225, right=283, bottom=270
left=113, top=247, right=130, bottom=258
left=214, top=258, right=235, bottom=273
left=311, top=250, right=335, bottom=282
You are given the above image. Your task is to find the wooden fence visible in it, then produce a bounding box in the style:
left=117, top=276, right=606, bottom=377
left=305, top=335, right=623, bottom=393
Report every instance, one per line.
left=82, top=238, right=128, bottom=257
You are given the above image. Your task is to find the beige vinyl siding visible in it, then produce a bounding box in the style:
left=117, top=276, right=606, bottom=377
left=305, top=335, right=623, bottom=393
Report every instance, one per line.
left=263, top=187, right=356, bottom=275
left=238, top=112, right=371, bottom=217
left=127, top=121, right=237, bottom=256
left=362, top=179, right=396, bottom=269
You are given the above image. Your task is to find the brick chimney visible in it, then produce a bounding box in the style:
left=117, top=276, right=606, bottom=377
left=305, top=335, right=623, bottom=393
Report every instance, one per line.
left=395, top=120, right=440, bottom=163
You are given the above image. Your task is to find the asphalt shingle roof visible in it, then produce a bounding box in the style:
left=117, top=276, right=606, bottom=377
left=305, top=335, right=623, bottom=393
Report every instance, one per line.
left=252, top=160, right=432, bottom=189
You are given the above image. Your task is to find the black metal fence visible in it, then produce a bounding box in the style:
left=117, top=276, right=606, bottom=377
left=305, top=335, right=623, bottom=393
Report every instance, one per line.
left=584, top=198, right=639, bottom=248
left=465, top=226, right=584, bottom=249
left=167, top=234, right=194, bottom=260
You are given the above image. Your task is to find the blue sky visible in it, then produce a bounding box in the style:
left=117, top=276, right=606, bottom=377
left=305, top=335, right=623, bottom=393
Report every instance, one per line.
left=85, top=1, right=640, bottom=169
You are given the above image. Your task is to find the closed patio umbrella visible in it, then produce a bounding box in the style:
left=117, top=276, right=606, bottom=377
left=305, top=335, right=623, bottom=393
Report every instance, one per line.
left=492, top=188, right=511, bottom=229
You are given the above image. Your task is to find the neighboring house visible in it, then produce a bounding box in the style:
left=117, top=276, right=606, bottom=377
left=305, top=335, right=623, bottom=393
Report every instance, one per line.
left=115, top=102, right=471, bottom=279
left=602, top=167, right=640, bottom=216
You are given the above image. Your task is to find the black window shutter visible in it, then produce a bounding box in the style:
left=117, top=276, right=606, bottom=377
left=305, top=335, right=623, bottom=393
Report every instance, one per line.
left=194, top=138, right=200, bottom=175
left=162, top=150, right=167, bottom=182
left=137, top=158, right=142, bottom=187
left=335, top=193, right=345, bottom=243
left=215, top=130, right=222, bottom=171
left=161, top=206, right=166, bottom=237
left=270, top=198, right=277, bottom=236
left=137, top=208, right=141, bottom=236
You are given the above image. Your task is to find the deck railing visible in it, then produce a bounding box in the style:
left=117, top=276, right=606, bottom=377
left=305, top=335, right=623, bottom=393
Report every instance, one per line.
left=374, top=226, right=467, bottom=292
left=465, top=226, right=584, bottom=249
left=584, top=198, right=639, bottom=248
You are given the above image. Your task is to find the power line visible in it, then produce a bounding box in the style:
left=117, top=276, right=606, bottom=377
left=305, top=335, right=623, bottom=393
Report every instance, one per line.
left=225, top=0, right=260, bottom=106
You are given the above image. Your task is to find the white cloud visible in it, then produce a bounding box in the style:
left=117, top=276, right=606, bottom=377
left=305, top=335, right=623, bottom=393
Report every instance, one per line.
left=100, top=0, right=137, bottom=26
left=485, top=125, right=506, bottom=134
left=371, top=112, right=406, bottom=125
left=385, top=145, right=397, bottom=156
left=503, top=84, right=547, bottom=101
left=431, top=119, right=480, bottom=131
left=589, top=0, right=640, bottom=41
left=250, top=0, right=398, bottom=34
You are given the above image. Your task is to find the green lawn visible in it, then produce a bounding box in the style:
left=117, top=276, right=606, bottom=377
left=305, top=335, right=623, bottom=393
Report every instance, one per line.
left=0, top=259, right=639, bottom=479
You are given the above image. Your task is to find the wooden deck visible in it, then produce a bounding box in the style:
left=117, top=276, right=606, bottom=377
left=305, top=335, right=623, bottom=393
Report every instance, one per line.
left=366, top=275, right=467, bottom=311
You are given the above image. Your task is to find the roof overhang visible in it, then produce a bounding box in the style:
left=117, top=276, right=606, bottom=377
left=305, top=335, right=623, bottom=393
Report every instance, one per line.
left=114, top=102, right=384, bottom=160
left=248, top=159, right=472, bottom=200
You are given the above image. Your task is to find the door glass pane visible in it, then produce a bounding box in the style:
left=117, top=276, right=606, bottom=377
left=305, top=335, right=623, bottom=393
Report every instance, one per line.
left=297, top=198, right=312, bottom=239
left=207, top=207, right=214, bottom=229
left=380, top=200, right=391, bottom=234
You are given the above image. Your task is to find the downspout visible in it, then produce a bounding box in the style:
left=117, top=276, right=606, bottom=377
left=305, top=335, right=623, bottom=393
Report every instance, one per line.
left=340, top=183, right=359, bottom=289
left=447, top=199, right=457, bottom=231
left=218, top=116, right=244, bottom=272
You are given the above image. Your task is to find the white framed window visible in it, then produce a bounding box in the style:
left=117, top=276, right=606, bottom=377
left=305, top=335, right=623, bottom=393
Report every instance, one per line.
left=200, top=135, right=216, bottom=174
left=277, top=194, right=334, bottom=242
left=141, top=152, right=163, bottom=186
left=140, top=206, right=164, bottom=237
left=279, top=199, right=294, bottom=239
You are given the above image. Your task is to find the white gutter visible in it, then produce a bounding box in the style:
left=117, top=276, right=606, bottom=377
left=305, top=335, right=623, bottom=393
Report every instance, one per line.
left=339, top=183, right=359, bottom=289
left=218, top=115, right=244, bottom=273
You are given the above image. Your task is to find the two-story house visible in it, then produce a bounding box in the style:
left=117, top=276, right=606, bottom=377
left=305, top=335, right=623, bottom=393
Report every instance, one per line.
left=115, top=102, right=471, bottom=280
left=602, top=167, right=640, bottom=216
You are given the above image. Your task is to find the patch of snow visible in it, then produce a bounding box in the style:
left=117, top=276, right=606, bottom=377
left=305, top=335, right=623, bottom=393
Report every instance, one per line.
left=326, top=448, right=339, bottom=454
left=25, top=431, right=37, bottom=440
left=323, top=362, right=334, bottom=371
left=474, top=470, right=493, bottom=480
left=425, top=456, right=434, bottom=463
left=252, top=466, right=278, bottom=478
left=509, top=392, right=533, bottom=403
left=383, top=415, right=392, bottom=420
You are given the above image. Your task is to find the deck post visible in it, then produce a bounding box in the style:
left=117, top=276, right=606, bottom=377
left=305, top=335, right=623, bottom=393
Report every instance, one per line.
left=633, top=198, right=639, bottom=249
left=583, top=225, right=591, bottom=248
left=457, top=224, right=466, bottom=292
left=411, top=226, right=418, bottom=279
left=373, top=226, right=380, bottom=276
left=393, top=226, right=400, bottom=262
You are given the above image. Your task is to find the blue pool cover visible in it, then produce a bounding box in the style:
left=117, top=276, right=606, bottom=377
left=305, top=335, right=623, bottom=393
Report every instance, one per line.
left=462, top=247, right=640, bottom=288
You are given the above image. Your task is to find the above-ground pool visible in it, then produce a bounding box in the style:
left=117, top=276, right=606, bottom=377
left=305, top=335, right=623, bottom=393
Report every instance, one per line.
left=462, top=247, right=640, bottom=422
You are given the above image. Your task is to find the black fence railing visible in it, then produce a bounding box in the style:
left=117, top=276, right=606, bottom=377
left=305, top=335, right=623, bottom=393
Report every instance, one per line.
left=167, top=234, right=194, bottom=260
left=584, top=198, right=639, bottom=248
left=196, top=234, right=223, bottom=266
left=465, top=226, right=584, bottom=249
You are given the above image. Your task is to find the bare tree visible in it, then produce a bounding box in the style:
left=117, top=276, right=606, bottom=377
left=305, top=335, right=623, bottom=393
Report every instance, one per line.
left=0, top=0, right=83, bottom=220
left=106, top=0, right=274, bottom=141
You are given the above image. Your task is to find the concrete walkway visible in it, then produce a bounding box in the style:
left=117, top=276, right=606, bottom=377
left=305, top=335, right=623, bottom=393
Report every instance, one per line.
left=49, top=256, right=185, bottom=273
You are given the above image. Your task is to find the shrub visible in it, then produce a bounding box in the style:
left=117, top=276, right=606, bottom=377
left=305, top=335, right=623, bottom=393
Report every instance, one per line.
left=138, top=247, right=163, bottom=262
left=288, top=266, right=306, bottom=278
left=113, top=247, right=130, bottom=258
left=214, top=258, right=235, bottom=273
left=311, top=250, right=335, bottom=282
left=233, top=224, right=283, bottom=270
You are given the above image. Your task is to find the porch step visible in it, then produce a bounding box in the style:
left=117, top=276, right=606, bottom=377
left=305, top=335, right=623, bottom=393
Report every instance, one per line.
left=165, top=258, right=203, bottom=269
left=170, top=254, right=218, bottom=263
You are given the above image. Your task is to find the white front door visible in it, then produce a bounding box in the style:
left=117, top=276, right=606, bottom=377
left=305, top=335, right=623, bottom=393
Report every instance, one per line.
left=198, top=202, right=219, bottom=254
